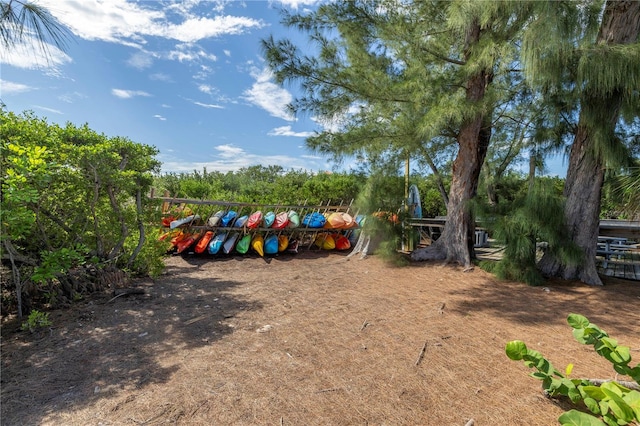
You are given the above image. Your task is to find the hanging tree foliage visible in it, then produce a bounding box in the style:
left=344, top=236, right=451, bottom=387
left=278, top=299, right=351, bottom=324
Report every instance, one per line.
left=264, top=0, right=536, bottom=269
left=521, top=0, right=640, bottom=285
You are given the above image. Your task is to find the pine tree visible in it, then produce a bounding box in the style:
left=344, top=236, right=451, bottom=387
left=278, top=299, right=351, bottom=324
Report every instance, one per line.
left=264, top=0, right=533, bottom=268
left=0, top=0, right=70, bottom=62
left=523, top=0, right=640, bottom=285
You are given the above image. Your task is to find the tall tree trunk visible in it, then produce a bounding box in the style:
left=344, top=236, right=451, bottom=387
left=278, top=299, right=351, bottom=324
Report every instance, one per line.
left=412, top=21, right=492, bottom=268
left=439, top=107, right=491, bottom=267
left=539, top=0, right=640, bottom=285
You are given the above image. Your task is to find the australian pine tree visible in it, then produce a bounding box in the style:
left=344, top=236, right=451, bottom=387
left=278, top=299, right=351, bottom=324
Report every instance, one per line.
left=523, top=1, right=640, bottom=285
left=264, top=0, right=533, bottom=269
left=0, top=0, right=70, bottom=62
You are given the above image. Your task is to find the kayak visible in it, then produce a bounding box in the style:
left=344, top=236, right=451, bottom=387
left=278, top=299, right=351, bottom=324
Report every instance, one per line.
left=324, top=212, right=346, bottom=229
left=333, top=234, right=351, bottom=251
left=247, top=211, right=263, bottom=229
left=302, top=212, right=326, bottom=228
left=208, top=231, right=227, bottom=254
left=207, top=210, right=225, bottom=227
left=162, top=216, right=175, bottom=227
left=236, top=234, right=251, bottom=254
left=278, top=234, right=289, bottom=252
left=264, top=211, right=276, bottom=227
left=264, top=234, right=279, bottom=254
left=220, top=211, right=237, bottom=227
left=223, top=232, right=240, bottom=254
left=272, top=211, right=289, bottom=229
left=314, top=233, right=335, bottom=250
left=158, top=229, right=180, bottom=242
left=170, top=214, right=200, bottom=229
left=194, top=231, right=214, bottom=254
left=170, top=231, right=188, bottom=246
left=287, top=210, right=300, bottom=228
left=234, top=215, right=249, bottom=228
left=251, top=234, right=264, bottom=257
left=176, top=232, right=202, bottom=254
left=341, top=213, right=356, bottom=229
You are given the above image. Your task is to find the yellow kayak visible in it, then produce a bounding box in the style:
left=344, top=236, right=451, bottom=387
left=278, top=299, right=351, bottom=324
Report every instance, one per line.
left=278, top=235, right=289, bottom=252
left=251, top=234, right=264, bottom=257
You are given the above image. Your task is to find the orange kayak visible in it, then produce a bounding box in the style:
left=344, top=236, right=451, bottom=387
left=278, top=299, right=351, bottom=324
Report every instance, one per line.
left=194, top=231, right=214, bottom=254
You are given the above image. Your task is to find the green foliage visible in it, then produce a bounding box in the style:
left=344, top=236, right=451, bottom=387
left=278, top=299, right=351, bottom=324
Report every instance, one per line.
left=477, top=180, right=581, bottom=286
left=506, top=314, right=640, bottom=425
left=1, top=109, right=162, bottom=314
left=153, top=166, right=364, bottom=206
left=31, top=245, right=88, bottom=284
left=417, top=187, right=445, bottom=218
left=601, top=163, right=640, bottom=220
left=20, top=309, right=52, bottom=332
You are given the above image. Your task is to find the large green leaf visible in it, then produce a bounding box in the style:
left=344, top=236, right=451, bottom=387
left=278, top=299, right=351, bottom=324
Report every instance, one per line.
left=622, top=390, right=640, bottom=420
left=609, top=346, right=631, bottom=364
left=506, top=340, right=528, bottom=360
left=567, top=314, right=590, bottom=329
left=582, top=386, right=607, bottom=400
left=583, top=397, right=601, bottom=415
left=558, top=410, right=606, bottom=426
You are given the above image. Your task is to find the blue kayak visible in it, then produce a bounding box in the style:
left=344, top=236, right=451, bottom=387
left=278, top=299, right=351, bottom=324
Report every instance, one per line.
left=221, top=210, right=237, bottom=227
left=234, top=215, right=248, bottom=228
left=208, top=231, right=227, bottom=254
left=264, top=234, right=279, bottom=254
left=302, top=212, right=326, bottom=228
left=264, top=211, right=276, bottom=227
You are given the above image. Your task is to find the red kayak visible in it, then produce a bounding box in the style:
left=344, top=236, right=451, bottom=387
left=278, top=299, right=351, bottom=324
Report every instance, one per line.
left=272, top=211, right=289, bottom=229
left=247, top=211, right=263, bottom=229
left=333, top=234, right=351, bottom=251
left=175, top=232, right=202, bottom=254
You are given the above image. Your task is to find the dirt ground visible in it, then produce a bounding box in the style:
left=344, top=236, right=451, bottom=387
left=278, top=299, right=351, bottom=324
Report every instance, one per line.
left=2, top=251, right=639, bottom=426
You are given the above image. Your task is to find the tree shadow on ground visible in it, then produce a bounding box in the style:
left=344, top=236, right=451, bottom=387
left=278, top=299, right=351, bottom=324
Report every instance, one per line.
left=444, top=270, right=640, bottom=337
left=0, top=261, right=260, bottom=425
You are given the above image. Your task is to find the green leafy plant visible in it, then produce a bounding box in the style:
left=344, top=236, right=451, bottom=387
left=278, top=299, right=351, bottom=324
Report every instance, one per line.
left=20, top=309, right=52, bottom=333
left=506, top=314, right=640, bottom=425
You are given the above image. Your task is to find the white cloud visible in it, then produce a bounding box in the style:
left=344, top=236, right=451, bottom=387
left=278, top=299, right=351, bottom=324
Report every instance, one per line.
left=275, top=0, right=320, bottom=10
left=168, top=43, right=217, bottom=63
left=58, top=91, right=87, bottom=103
left=198, top=84, right=214, bottom=94
left=311, top=103, right=364, bottom=133
left=243, top=67, right=294, bottom=121
left=0, top=80, right=35, bottom=94
left=159, top=143, right=324, bottom=173
left=0, top=37, right=72, bottom=70
left=112, top=88, right=151, bottom=98
left=33, top=105, right=63, bottom=114
left=193, top=64, right=213, bottom=80
left=223, top=49, right=231, bottom=57
left=193, top=101, right=224, bottom=109
left=164, top=15, right=264, bottom=43
left=268, top=126, right=314, bottom=137
left=150, top=73, right=173, bottom=82
left=127, top=51, right=154, bottom=69
left=38, top=0, right=264, bottom=44
left=153, top=114, right=167, bottom=121
left=216, top=144, right=245, bottom=158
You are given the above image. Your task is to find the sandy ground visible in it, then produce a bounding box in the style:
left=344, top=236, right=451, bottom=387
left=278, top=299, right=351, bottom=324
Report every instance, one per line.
left=2, top=251, right=639, bottom=425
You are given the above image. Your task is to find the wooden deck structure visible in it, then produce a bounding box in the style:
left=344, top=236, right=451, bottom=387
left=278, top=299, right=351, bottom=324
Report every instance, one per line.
left=408, top=218, right=640, bottom=281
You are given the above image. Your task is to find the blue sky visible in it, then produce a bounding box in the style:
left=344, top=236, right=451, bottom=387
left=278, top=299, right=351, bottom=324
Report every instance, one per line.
left=0, top=0, right=568, bottom=176
left=1, top=0, right=339, bottom=173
